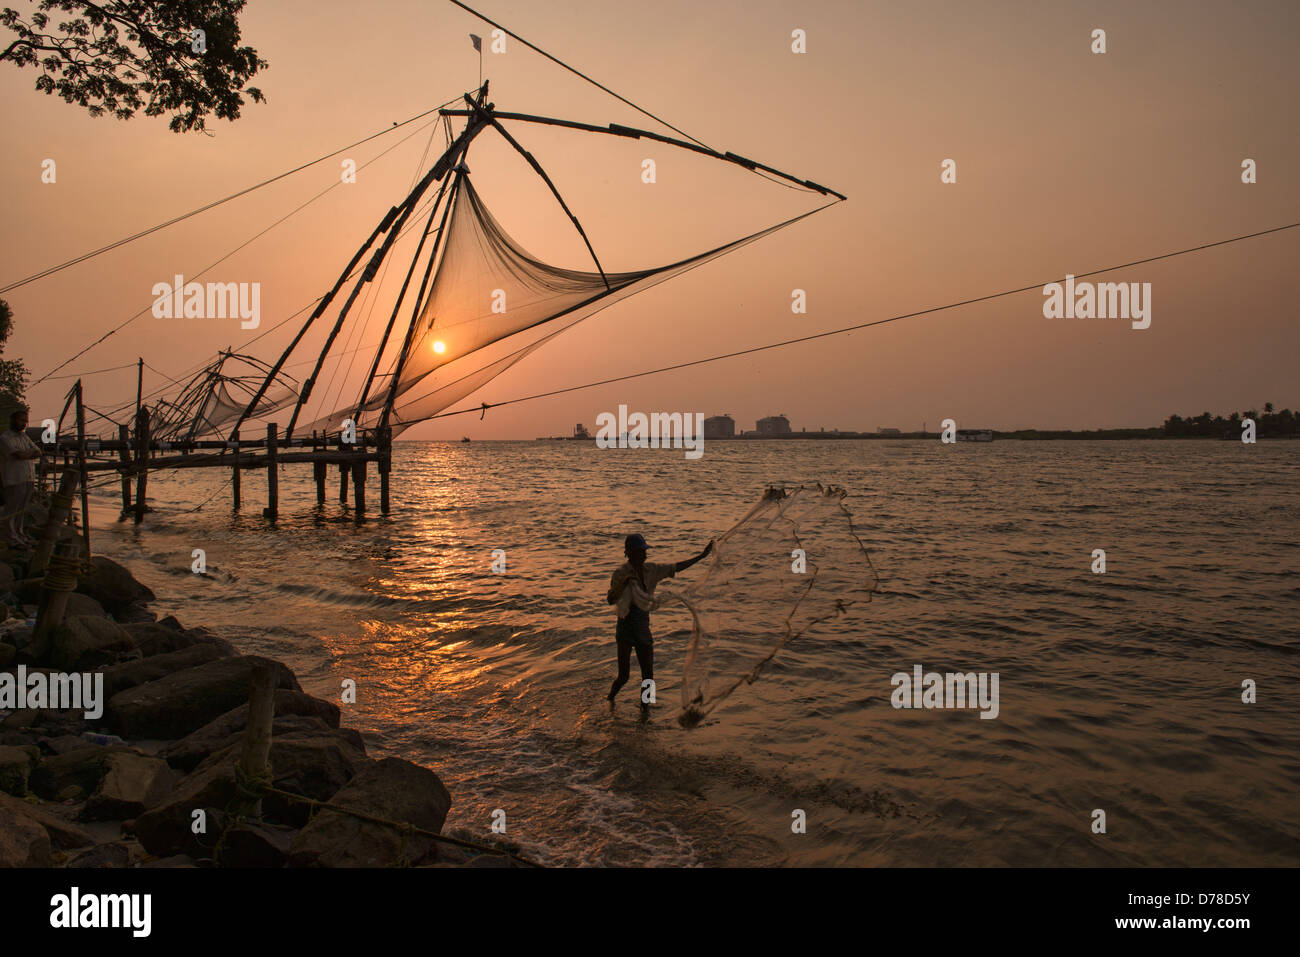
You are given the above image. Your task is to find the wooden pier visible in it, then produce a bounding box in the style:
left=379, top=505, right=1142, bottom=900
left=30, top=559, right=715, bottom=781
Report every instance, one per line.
left=39, top=414, right=393, bottom=524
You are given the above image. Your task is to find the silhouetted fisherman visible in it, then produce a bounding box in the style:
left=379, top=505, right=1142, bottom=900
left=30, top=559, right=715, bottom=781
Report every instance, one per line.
left=606, top=532, right=712, bottom=708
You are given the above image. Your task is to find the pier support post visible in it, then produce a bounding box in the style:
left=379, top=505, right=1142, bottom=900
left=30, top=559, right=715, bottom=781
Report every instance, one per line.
left=352, top=458, right=366, bottom=518
left=231, top=429, right=241, bottom=511
left=133, top=406, right=150, bottom=524
left=378, top=426, right=391, bottom=515
left=263, top=423, right=278, bottom=520
left=117, top=424, right=132, bottom=519
left=339, top=460, right=349, bottom=505
left=314, top=460, right=326, bottom=505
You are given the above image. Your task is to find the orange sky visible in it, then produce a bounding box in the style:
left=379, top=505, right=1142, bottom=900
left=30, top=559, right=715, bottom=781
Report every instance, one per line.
left=4, top=0, right=1298, bottom=438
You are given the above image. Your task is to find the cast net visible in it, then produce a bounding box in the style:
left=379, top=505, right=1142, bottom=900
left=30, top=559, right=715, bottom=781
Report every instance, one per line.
left=653, top=485, right=879, bottom=727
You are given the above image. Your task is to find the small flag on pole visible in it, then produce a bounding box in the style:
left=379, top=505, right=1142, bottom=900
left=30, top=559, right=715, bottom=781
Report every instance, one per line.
left=469, top=34, right=482, bottom=52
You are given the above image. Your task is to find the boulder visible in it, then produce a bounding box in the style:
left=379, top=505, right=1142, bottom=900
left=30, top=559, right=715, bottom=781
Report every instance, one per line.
left=121, top=622, right=193, bottom=658
left=162, top=691, right=346, bottom=771
left=105, top=655, right=301, bottom=740
left=74, top=556, right=155, bottom=615
left=63, top=592, right=108, bottom=619
left=183, top=626, right=239, bottom=657
left=49, top=616, right=136, bottom=671
left=67, top=842, right=132, bottom=868
left=135, top=731, right=363, bottom=857
left=30, top=746, right=116, bottom=800
left=0, top=791, right=93, bottom=848
left=0, top=562, right=14, bottom=592
left=0, top=744, right=39, bottom=796
left=84, top=752, right=174, bottom=821
left=288, top=757, right=452, bottom=868
left=217, top=821, right=295, bottom=867
left=115, top=602, right=157, bottom=624
left=98, top=642, right=226, bottom=698
left=0, top=805, right=52, bottom=866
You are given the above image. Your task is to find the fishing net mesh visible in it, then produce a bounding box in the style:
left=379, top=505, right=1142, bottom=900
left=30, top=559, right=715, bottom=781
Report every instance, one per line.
left=654, top=485, right=879, bottom=726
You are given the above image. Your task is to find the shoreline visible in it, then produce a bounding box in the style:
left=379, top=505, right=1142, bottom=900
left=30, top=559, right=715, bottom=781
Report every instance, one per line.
left=0, top=497, right=526, bottom=869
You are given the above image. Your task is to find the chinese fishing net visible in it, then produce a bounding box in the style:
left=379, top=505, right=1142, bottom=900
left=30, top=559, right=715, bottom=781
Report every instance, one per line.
left=653, top=485, right=879, bottom=727
left=306, top=174, right=831, bottom=436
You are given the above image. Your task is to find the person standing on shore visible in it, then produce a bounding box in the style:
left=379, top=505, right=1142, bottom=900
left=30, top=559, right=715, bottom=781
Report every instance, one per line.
left=1, top=408, right=41, bottom=548
left=606, top=533, right=713, bottom=708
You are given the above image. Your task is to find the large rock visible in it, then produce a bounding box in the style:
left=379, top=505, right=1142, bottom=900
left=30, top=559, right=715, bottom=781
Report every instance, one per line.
left=162, top=691, right=346, bottom=771
left=0, top=562, right=15, bottom=592
left=105, top=655, right=300, bottom=740
left=67, top=842, right=132, bottom=868
left=49, top=616, right=136, bottom=671
left=288, top=757, right=452, bottom=868
left=183, top=626, right=239, bottom=657
left=0, top=805, right=52, bottom=866
left=135, top=732, right=363, bottom=857
left=30, top=746, right=116, bottom=800
left=74, top=556, right=155, bottom=615
left=217, top=821, right=295, bottom=867
left=121, top=622, right=191, bottom=658
left=0, top=791, right=93, bottom=848
left=0, top=744, right=38, bottom=796
left=98, top=643, right=226, bottom=698
left=84, top=752, right=174, bottom=821
left=63, top=593, right=108, bottom=619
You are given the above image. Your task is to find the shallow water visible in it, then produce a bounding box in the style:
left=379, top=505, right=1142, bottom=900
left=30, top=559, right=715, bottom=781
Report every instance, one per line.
left=85, top=439, right=1300, bottom=866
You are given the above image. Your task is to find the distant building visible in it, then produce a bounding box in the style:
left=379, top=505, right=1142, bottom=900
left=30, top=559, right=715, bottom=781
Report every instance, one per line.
left=703, top=414, right=735, bottom=439
left=756, top=414, right=791, bottom=436
left=877, top=427, right=901, bottom=436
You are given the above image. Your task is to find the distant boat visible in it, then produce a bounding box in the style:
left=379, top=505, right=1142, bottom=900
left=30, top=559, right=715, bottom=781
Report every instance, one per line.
left=461, top=436, right=471, bottom=443
left=956, top=429, right=994, bottom=442
left=535, top=423, right=592, bottom=441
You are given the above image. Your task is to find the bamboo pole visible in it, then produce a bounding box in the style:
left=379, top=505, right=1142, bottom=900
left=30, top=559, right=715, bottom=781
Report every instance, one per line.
left=30, top=469, right=79, bottom=576
left=231, top=662, right=277, bottom=820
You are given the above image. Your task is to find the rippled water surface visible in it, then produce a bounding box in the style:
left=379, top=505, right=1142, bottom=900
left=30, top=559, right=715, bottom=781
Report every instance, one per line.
left=86, top=439, right=1299, bottom=866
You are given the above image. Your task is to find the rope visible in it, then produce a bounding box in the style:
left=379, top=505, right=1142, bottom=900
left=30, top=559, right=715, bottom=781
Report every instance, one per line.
left=428, top=219, right=1300, bottom=421
left=447, top=0, right=714, bottom=152
left=234, top=782, right=544, bottom=867
left=3, top=97, right=465, bottom=297
left=34, top=116, right=447, bottom=387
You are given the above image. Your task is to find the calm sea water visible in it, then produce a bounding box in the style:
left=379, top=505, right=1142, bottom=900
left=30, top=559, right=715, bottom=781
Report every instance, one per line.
left=84, top=439, right=1299, bottom=867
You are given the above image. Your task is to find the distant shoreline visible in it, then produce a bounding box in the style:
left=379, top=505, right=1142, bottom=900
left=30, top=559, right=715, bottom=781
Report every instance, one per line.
left=436, top=431, right=1298, bottom=442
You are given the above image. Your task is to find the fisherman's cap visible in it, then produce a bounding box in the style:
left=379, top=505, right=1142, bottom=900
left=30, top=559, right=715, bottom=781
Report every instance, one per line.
left=624, top=533, right=650, bottom=551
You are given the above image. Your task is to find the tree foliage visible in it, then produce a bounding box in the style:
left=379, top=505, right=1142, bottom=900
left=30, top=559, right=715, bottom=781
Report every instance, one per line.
left=0, top=299, right=29, bottom=410
left=1, top=0, right=266, bottom=133
left=1163, top=407, right=1296, bottom=438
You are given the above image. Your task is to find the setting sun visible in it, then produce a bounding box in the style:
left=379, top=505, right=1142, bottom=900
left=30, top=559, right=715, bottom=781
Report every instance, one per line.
left=432, top=340, right=446, bottom=354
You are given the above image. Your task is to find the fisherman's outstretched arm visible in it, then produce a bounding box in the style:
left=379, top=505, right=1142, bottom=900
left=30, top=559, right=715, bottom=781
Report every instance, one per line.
left=674, top=539, right=714, bottom=574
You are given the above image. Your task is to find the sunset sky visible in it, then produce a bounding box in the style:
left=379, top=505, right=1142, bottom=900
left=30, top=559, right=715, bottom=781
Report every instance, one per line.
left=3, top=0, right=1297, bottom=438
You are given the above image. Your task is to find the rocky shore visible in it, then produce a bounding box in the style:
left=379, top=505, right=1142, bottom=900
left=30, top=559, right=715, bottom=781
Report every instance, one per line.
left=0, top=499, right=520, bottom=869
